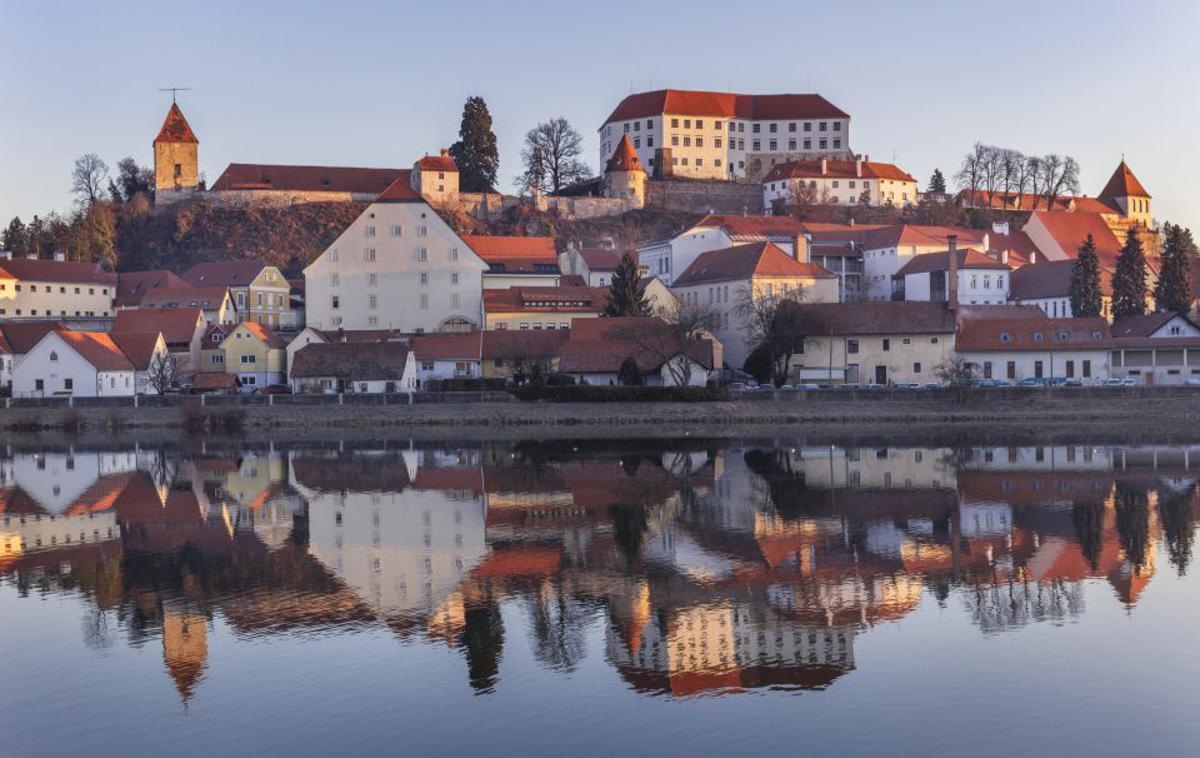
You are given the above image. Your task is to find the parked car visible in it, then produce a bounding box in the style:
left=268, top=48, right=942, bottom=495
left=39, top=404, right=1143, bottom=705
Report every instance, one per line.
left=795, top=383, right=820, bottom=390
left=255, top=384, right=292, bottom=395
left=1187, top=378, right=1200, bottom=386
left=1018, top=377, right=1044, bottom=387
left=1121, top=377, right=1137, bottom=386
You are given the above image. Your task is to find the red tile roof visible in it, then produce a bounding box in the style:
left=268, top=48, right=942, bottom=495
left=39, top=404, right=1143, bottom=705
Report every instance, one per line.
left=115, top=270, right=188, bottom=307
left=182, top=261, right=276, bottom=288
left=762, top=159, right=915, bottom=184
left=375, top=174, right=423, bottom=202
left=606, top=135, right=646, bottom=173
left=113, top=308, right=204, bottom=345
left=290, top=341, right=412, bottom=380
left=1009, top=259, right=1113, bottom=300
left=110, top=332, right=162, bottom=370
left=483, top=286, right=607, bottom=314
left=201, top=324, right=229, bottom=350
left=154, top=103, right=198, bottom=144
left=411, top=332, right=482, bottom=360
left=138, top=286, right=231, bottom=310
left=956, top=189, right=1119, bottom=214
left=860, top=224, right=986, bottom=251
left=55, top=330, right=135, bottom=371
left=791, top=302, right=957, bottom=335
left=0, top=321, right=65, bottom=354
left=673, top=241, right=835, bottom=287
left=0, top=258, right=116, bottom=285
left=956, top=316, right=1111, bottom=352
left=481, top=328, right=569, bottom=359
left=463, top=235, right=557, bottom=267
left=559, top=317, right=716, bottom=373
left=694, top=213, right=809, bottom=240
left=577, top=246, right=632, bottom=271
left=894, top=248, right=1010, bottom=277
left=603, top=89, right=848, bottom=124
left=1110, top=312, right=1196, bottom=338
left=211, top=164, right=407, bottom=194
left=985, top=229, right=1040, bottom=267
left=1027, top=211, right=1124, bottom=268
left=239, top=321, right=286, bottom=349
left=191, top=372, right=239, bottom=391
left=1099, top=161, right=1150, bottom=199
left=415, top=152, right=458, bottom=173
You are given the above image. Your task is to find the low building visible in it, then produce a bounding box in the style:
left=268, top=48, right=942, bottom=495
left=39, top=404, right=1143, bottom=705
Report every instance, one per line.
left=0, top=256, right=116, bottom=320
left=112, top=308, right=206, bottom=377
left=1009, top=259, right=1115, bottom=319
left=110, top=332, right=170, bottom=394
left=284, top=326, right=408, bottom=373
left=12, top=330, right=146, bottom=397
left=481, top=329, right=569, bottom=380
left=462, top=235, right=561, bottom=289
left=0, top=322, right=63, bottom=389
left=559, top=243, right=633, bottom=287
left=410, top=332, right=482, bottom=384
left=114, top=270, right=189, bottom=309
left=289, top=341, right=416, bottom=394
left=670, top=241, right=838, bottom=369
left=787, top=302, right=957, bottom=385
left=557, top=317, right=719, bottom=386
left=182, top=262, right=292, bottom=328
left=956, top=314, right=1112, bottom=382
left=892, top=248, right=1011, bottom=305
left=220, top=322, right=286, bottom=391
left=762, top=158, right=917, bottom=210
left=483, top=286, right=608, bottom=331
left=637, top=214, right=809, bottom=286
left=137, top=286, right=238, bottom=326
left=1110, top=312, right=1200, bottom=385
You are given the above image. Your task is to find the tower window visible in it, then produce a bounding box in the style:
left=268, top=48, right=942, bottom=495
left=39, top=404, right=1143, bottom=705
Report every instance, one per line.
left=174, top=163, right=182, bottom=177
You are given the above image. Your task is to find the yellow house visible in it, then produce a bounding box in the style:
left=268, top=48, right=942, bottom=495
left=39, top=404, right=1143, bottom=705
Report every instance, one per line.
left=482, top=285, right=607, bottom=331
left=220, top=322, right=286, bottom=391
left=182, top=262, right=292, bottom=328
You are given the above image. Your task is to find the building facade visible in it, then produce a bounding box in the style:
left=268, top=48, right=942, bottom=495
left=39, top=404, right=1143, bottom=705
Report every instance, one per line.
left=0, top=257, right=116, bottom=320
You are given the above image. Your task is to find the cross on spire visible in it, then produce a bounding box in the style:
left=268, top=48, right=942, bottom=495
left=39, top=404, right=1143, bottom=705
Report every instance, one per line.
left=158, top=87, right=192, bottom=103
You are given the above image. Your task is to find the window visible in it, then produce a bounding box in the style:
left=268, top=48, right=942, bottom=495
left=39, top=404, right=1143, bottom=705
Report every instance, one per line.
left=1007, top=361, right=1016, bottom=379
left=391, top=225, right=402, bottom=237
left=49, top=351, right=58, bottom=362
left=368, top=294, right=377, bottom=309
left=671, top=118, right=679, bottom=128
left=882, top=338, right=890, bottom=351
left=1034, top=360, right=1044, bottom=378
left=64, top=378, right=73, bottom=391
left=364, top=248, right=376, bottom=262
left=847, top=339, right=859, bottom=354
left=241, top=354, right=257, bottom=365
left=331, top=295, right=340, bottom=309
left=819, top=139, right=827, bottom=149
left=1083, top=360, right=1092, bottom=378
left=715, top=138, right=722, bottom=148
left=449, top=248, right=459, bottom=261
left=451, top=272, right=459, bottom=285
left=368, top=273, right=378, bottom=286
left=419, top=294, right=429, bottom=310
left=450, top=293, right=461, bottom=309
left=804, top=139, right=812, bottom=150
left=1033, top=332, right=1043, bottom=342
left=913, top=362, right=921, bottom=374
left=1000, top=332, right=1011, bottom=343
left=983, top=361, right=993, bottom=379
left=421, top=361, right=434, bottom=371
left=752, top=123, right=761, bottom=133
left=330, top=249, right=339, bottom=262
left=671, top=136, right=679, bottom=147
left=212, top=354, right=224, bottom=364
left=365, top=225, right=376, bottom=238
left=35, top=379, right=43, bottom=391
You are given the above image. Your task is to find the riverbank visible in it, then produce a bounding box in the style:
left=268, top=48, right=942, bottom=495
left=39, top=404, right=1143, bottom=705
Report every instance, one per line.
left=5, top=391, right=1200, bottom=442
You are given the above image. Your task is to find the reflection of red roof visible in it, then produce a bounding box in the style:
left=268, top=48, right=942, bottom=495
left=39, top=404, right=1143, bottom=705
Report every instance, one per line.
left=155, top=103, right=198, bottom=144
left=604, top=89, right=848, bottom=124
left=471, top=546, right=561, bottom=579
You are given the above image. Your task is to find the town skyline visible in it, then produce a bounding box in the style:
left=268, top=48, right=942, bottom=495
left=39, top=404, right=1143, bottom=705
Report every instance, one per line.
left=2, top=1, right=1197, bottom=230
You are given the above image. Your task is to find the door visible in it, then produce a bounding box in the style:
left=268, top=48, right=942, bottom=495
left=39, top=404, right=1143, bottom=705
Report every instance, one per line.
left=875, top=365, right=888, bottom=385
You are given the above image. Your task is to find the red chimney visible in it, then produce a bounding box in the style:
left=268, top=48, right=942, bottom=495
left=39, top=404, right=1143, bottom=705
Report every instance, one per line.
left=947, top=234, right=959, bottom=309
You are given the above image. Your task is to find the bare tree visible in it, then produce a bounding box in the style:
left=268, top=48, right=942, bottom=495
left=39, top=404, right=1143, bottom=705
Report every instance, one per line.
left=935, top=355, right=973, bottom=400
left=734, top=284, right=810, bottom=381
left=147, top=352, right=178, bottom=394
left=612, top=306, right=719, bottom=386
left=1015, top=155, right=1039, bottom=210
left=998, top=148, right=1025, bottom=200
left=1041, top=154, right=1080, bottom=209
left=518, top=117, right=592, bottom=194
left=494, top=334, right=558, bottom=386
left=71, top=154, right=110, bottom=205
left=955, top=143, right=989, bottom=201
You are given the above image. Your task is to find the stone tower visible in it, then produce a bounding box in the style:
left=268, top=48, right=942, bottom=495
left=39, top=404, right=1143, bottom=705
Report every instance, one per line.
left=1098, top=160, right=1152, bottom=229
left=153, top=102, right=199, bottom=203
left=604, top=135, right=647, bottom=208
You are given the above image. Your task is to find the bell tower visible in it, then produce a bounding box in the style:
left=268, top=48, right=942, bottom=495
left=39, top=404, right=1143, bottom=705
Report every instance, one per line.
left=153, top=101, right=199, bottom=201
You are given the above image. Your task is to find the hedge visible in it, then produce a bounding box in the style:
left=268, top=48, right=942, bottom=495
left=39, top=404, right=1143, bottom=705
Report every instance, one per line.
left=509, top=385, right=726, bottom=402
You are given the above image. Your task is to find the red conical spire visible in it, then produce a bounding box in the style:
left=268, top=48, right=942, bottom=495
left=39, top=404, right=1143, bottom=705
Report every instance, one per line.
left=606, top=135, right=645, bottom=173
left=154, top=103, right=198, bottom=145
left=1099, top=160, right=1149, bottom=199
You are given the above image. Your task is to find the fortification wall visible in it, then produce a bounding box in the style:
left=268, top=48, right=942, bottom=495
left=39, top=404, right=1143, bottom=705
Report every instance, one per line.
left=645, top=179, right=763, bottom=215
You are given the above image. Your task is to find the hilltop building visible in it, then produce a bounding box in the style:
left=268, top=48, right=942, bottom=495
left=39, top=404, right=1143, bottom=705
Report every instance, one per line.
left=153, top=103, right=200, bottom=205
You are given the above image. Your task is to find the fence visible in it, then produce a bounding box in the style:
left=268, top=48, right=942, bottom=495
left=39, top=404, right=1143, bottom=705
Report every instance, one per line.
left=0, top=391, right=514, bottom=411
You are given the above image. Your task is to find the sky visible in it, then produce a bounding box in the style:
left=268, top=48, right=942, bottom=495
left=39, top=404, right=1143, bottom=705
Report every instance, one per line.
left=1, top=0, right=1197, bottom=230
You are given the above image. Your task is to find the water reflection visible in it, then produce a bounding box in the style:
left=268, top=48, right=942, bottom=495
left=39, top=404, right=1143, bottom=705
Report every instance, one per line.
left=1, top=439, right=1196, bottom=701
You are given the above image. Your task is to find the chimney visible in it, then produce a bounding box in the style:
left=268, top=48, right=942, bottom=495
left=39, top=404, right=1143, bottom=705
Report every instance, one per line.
left=792, top=233, right=809, bottom=263
left=1001, top=249, right=1009, bottom=265
left=855, top=157, right=863, bottom=177
left=947, top=234, right=958, bottom=309
left=53, top=251, right=65, bottom=262
left=1029, top=251, right=1037, bottom=264
left=820, top=158, right=828, bottom=175
left=440, top=148, right=450, bottom=158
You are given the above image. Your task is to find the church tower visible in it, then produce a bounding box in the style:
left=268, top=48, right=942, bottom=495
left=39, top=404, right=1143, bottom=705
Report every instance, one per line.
left=604, top=135, right=647, bottom=209
left=153, top=102, right=200, bottom=203
left=1098, top=160, right=1152, bottom=228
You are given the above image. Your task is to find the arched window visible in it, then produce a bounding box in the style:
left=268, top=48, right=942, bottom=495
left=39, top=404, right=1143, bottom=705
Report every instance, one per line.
left=49, top=351, right=58, bottom=362
left=438, top=317, right=475, bottom=334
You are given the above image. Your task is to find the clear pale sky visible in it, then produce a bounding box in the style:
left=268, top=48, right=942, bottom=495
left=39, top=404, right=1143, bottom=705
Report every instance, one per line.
left=1, top=0, right=1196, bottom=230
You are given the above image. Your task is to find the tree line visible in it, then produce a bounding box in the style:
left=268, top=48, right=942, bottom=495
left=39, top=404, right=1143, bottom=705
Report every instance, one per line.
left=955, top=142, right=1081, bottom=210
left=1068, top=223, right=1196, bottom=319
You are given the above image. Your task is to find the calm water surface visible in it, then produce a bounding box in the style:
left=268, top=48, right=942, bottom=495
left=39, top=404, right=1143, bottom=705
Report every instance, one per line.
left=1, top=437, right=1198, bottom=757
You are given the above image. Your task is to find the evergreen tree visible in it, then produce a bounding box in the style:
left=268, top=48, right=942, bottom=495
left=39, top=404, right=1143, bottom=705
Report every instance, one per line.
left=448, top=96, right=500, bottom=192
left=1068, top=234, right=1104, bottom=317
left=617, top=356, right=643, bottom=386
left=1111, top=226, right=1149, bottom=319
left=1, top=217, right=27, bottom=255
left=26, top=215, right=44, bottom=257
left=603, top=251, right=650, bottom=316
left=927, top=168, right=947, bottom=195
left=1154, top=223, right=1193, bottom=313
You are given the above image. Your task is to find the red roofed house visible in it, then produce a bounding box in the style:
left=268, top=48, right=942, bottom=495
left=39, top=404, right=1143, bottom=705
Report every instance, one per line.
left=462, top=235, right=561, bottom=289
left=892, top=245, right=1011, bottom=305
left=762, top=157, right=918, bottom=210
left=1109, top=311, right=1200, bottom=385
left=182, top=261, right=292, bottom=328
left=599, top=89, right=852, bottom=181
left=410, top=331, right=482, bottom=384
left=136, top=286, right=238, bottom=326
left=220, top=322, right=287, bottom=391
left=1009, top=258, right=1116, bottom=320
left=0, top=321, right=63, bottom=389
left=559, top=240, right=632, bottom=286
left=955, top=315, right=1112, bottom=383
left=636, top=213, right=811, bottom=286
left=558, top=317, right=719, bottom=386
left=11, top=329, right=162, bottom=397
left=482, top=286, right=609, bottom=331
left=410, top=149, right=459, bottom=203
left=670, top=241, right=838, bottom=368
left=112, top=307, right=206, bottom=377
left=289, top=340, right=416, bottom=394
left=114, top=270, right=189, bottom=308
left=0, top=254, right=117, bottom=320
left=153, top=102, right=200, bottom=204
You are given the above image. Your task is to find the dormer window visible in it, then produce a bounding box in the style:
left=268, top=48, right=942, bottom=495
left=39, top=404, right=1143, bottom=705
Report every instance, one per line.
left=1092, top=331, right=1102, bottom=341
left=49, top=351, right=58, bottom=362
left=1000, top=332, right=1011, bottom=343
left=1033, top=332, right=1043, bottom=342
left=1058, top=331, right=1068, bottom=341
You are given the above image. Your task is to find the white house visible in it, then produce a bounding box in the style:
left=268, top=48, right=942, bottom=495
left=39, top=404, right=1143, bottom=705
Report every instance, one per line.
left=289, top=341, right=417, bottom=394
left=12, top=330, right=146, bottom=397
left=892, top=248, right=1011, bottom=305
left=410, top=332, right=482, bottom=385
left=955, top=314, right=1112, bottom=383
left=1009, top=259, right=1116, bottom=320
left=304, top=175, right=489, bottom=333
left=556, top=317, right=719, bottom=386
left=0, top=322, right=63, bottom=389
left=859, top=227, right=988, bottom=301
left=0, top=255, right=116, bottom=320
left=284, top=326, right=407, bottom=374
left=1110, top=312, right=1200, bottom=385
left=762, top=158, right=918, bottom=210
left=598, top=89, right=852, bottom=182
left=462, top=235, right=561, bottom=290
left=637, top=214, right=808, bottom=286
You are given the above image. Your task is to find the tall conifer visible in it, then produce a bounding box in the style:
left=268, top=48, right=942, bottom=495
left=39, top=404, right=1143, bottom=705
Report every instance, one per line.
left=1111, top=226, right=1149, bottom=319
left=1069, top=234, right=1103, bottom=317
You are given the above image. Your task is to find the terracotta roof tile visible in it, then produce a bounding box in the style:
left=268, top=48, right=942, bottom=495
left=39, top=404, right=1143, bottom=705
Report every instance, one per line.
left=154, top=103, right=198, bottom=144
left=1110, top=312, right=1195, bottom=338
left=694, top=213, right=809, bottom=240
left=956, top=189, right=1119, bottom=214
left=672, top=241, right=835, bottom=287
left=114, top=270, right=188, bottom=307
left=415, top=153, right=458, bottom=173
left=1010, top=259, right=1114, bottom=300
left=0, top=321, right=65, bottom=354
left=0, top=258, right=116, bottom=285
left=290, top=341, right=412, bottom=380
left=375, top=174, right=423, bottom=202
left=578, top=247, right=631, bottom=271
left=1028, top=211, right=1124, bottom=268
left=138, top=286, right=231, bottom=310
left=211, top=164, right=407, bottom=195
left=239, top=321, right=286, bottom=349
left=55, top=330, right=135, bottom=371
left=112, top=308, right=204, bottom=345
left=483, top=286, right=607, bottom=314
left=410, top=332, right=481, bottom=360
left=463, top=236, right=558, bottom=273
left=481, top=329, right=569, bottom=359
left=790, top=302, right=957, bottom=335
left=956, top=316, right=1111, bottom=352
left=762, top=159, right=915, bottom=184
left=604, top=89, right=848, bottom=124
left=558, top=317, right=716, bottom=372
left=110, top=332, right=162, bottom=370
left=606, top=135, right=645, bottom=173
left=1099, top=161, right=1150, bottom=199
left=191, top=372, right=239, bottom=390
left=894, top=248, right=1010, bottom=277
left=182, top=261, right=275, bottom=287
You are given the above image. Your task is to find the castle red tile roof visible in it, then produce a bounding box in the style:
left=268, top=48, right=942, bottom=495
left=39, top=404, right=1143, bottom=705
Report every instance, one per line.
left=955, top=316, right=1111, bottom=352
left=1010, top=259, right=1113, bottom=301
left=154, top=103, right=198, bottom=144
left=115, top=270, right=188, bottom=307
left=603, top=89, right=848, bottom=125
left=893, top=248, right=1010, bottom=277
left=191, top=372, right=239, bottom=391
left=211, top=163, right=408, bottom=195
left=606, top=135, right=645, bottom=173
left=956, top=189, right=1120, bottom=214
left=673, top=241, right=835, bottom=287
left=0, top=258, right=116, bottom=285
left=55, top=330, right=135, bottom=371
left=1099, top=161, right=1150, bottom=199
left=415, top=153, right=458, bottom=173
left=112, top=308, right=204, bottom=346
left=762, top=159, right=915, bottom=184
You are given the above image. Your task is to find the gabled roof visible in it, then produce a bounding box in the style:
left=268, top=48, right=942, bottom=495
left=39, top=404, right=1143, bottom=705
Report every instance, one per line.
left=481, top=329, right=569, bottom=359
left=112, top=308, right=204, bottom=345
left=115, top=270, right=188, bottom=307
left=53, top=330, right=135, bottom=371
left=1027, top=211, right=1124, bottom=268
left=603, top=89, right=848, bottom=125
left=692, top=213, right=809, bottom=240
left=0, top=321, right=65, bottom=354
left=290, top=341, right=412, bottom=380
left=110, top=332, right=162, bottom=370
left=138, top=286, right=231, bottom=310
left=860, top=224, right=986, bottom=251
left=672, top=242, right=835, bottom=287
left=1098, top=161, right=1150, bottom=199
left=154, top=103, right=198, bottom=144
left=483, top=286, right=607, bottom=314
left=201, top=324, right=229, bottom=350
left=211, top=164, right=407, bottom=194
left=415, top=153, right=458, bottom=173
left=790, top=302, right=957, bottom=335
left=956, top=316, right=1111, bottom=352
left=1111, top=311, right=1198, bottom=338
left=894, top=248, right=1010, bottom=278
left=375, top=174, right=423, bottom=202
left=578, top=247, right=629, bottom=272
left=558, top=317, right=716, bottom=373
left=606, top=135, right=646, bottom=173
left=463, top=236, right=558, bottom=272
left=410, top=332, right=482, bottom=360
left=304, top=327, right=408, bottom=345
left=181, top=261, right=276, bottom=287
left=1010, top=259, right=1114, bottom=300
left=956, top=189, right=1120, bottom=214
left=0, top=258, right=116, bottom=285
left=236, top=321, right=286, bottom=349
left=762, top=159, right=915, bottom=184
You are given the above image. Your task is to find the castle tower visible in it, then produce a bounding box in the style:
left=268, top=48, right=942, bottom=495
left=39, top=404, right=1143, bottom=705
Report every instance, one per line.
left=162, top=608, right=208, bottom=702
left=604, top=135, right=647, bottom=208
left=153, top=102, right=200, bottom=202
left=1098, top=160, right=1152, bottom=228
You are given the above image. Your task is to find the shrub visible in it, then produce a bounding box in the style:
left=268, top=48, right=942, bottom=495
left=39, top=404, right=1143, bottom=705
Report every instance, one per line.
left=60, top=409, right=85, bottom=435
left=510, top=385, right=725, bottom=403
left=180, top=402, right=207, bottom=434
left=7, top=414, right=44, bottom=433
left=213, top=408, right=246, bottom=434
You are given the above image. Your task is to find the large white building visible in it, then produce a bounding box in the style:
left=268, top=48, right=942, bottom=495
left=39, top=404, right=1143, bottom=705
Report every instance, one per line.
left=637, top=214, right=809, bottom=286
left=762, top=158, right=918, bottom=210
left=599, top=89, right=852, bottom=182
left=893, top=248, right=1011, bottom=306
left=304, top=176, right=489, bottom=333
left=0, top=255, right=116, bottom=320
